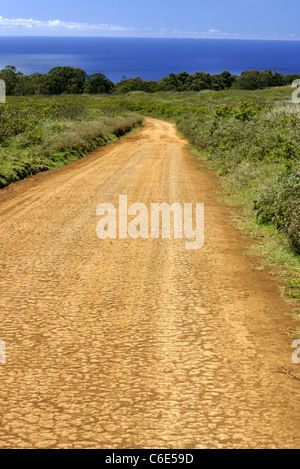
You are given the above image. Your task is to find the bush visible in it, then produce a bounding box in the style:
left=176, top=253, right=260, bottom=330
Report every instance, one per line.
left=0, top=95, right=142, bottom=187
left=255, top=166, right=300, bottom=252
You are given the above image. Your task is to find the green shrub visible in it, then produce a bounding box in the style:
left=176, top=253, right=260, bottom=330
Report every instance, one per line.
left=0, top=95, right=142, bottom=187
left=255, top=166, right=300, bottom=252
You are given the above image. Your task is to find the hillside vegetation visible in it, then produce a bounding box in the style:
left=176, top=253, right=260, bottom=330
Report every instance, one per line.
left=0, top=95, right=142, bottom=187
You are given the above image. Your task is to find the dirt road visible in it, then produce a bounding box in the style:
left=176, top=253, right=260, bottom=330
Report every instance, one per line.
left=0, top=118, right=300, bottom=449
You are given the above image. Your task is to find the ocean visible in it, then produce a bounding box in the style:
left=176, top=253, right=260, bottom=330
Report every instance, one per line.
left=0, top=37, right=299, bottom=83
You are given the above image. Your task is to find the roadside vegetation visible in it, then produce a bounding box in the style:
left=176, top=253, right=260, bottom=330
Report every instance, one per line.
left=0, top=95, right=142, bottom=187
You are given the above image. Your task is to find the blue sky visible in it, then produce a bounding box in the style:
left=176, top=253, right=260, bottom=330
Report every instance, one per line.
left=0, top=0, right=299, bottom=39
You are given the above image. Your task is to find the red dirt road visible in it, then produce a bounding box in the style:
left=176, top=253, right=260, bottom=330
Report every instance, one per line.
left=0, top=118, right=300, bottom=449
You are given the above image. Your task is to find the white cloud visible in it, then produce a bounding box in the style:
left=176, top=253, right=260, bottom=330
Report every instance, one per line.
left=0, top=16, right=298, bottom=40
left=156, top=27, right=299, bottom=40
left=0, top=16, right=134, bottom=33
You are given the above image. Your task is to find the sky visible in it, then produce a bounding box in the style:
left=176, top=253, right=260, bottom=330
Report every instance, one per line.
left=0, top=0, right=299, bottom=40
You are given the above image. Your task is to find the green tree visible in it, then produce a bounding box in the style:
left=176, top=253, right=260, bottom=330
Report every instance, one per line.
left=0, top=65, right=23, bottom=95
left=219, top=71, right=236, bottom=89
left=84, top=73, right=114, bottom=94
left=29, top=73, right=50, bottom=95
left=138, top=80, right=159, bottom=93
left=14, top=75, right=34, bottom=96
left=234, top=70, right=269, bottom=90
left=193, top=72, right=212, bottom=89
left=47, top=66, right=87, bottom=94
left=260, top=70, right=273, bottom=88
left=175, top=72, right=190, bottom=90
left=115, top=77, right=143, bottom=93
left=271, top=72, right=285, bottom=87
left=158, top=73, right=180, bottom=91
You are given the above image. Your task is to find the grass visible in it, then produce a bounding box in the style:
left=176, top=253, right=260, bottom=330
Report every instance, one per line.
left=0, top=95, right=142, bottom=187
left=219, top=170, right=300, bottom=313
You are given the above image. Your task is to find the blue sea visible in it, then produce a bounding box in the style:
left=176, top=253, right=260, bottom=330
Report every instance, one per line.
left=0, top=37, right=299, bottom=83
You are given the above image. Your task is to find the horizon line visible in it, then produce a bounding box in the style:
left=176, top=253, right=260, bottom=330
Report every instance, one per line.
left=0, top=35, right=300, bottom=41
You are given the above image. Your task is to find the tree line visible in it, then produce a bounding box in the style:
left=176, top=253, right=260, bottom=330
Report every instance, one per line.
left=0, top=65, right=299, bottom=96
